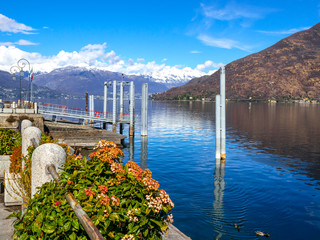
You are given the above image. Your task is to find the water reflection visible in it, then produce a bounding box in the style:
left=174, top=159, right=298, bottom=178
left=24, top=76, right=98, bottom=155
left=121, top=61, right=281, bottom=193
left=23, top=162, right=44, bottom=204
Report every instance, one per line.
left=140, top=137, right=148, bottom=169
left=227, top=102, right=320, bottom=183
left=213, top=162, right=226, bottom=238
left=129, top=136, right=134, bottom=161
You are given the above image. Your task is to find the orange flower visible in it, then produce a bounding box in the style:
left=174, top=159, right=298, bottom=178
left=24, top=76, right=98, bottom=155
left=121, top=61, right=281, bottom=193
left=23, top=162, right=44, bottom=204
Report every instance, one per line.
left=98, top=185, right=108, bottom=193
left=100, top=195, right=110, bottom=206
left=85, top=188, right=95, bottom=197
left=111, top=195, right=120, bottom=206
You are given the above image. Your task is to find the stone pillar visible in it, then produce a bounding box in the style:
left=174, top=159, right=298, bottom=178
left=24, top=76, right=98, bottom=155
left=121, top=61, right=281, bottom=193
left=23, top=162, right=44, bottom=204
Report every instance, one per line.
left=22, top=127, right=42, bottom=157
left=21, top=119, right=32, bottom=135
left=31, top=143, right=66, bottom=197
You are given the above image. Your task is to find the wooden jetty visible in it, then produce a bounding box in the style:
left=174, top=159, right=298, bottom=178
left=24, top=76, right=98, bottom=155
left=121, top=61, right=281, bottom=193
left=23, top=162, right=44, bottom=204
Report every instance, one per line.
left=44, top=120, right=126, bottom=148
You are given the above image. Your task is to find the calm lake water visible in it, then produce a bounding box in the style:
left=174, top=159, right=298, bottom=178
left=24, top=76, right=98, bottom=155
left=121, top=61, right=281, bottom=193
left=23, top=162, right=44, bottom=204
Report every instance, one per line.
left=41, top=99, right=320, bottom=240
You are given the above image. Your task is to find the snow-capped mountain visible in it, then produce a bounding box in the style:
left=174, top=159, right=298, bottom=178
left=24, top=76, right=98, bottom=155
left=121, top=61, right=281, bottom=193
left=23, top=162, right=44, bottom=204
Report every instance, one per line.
left=32, top=66, right=171, bottom=96
left=140, top=68, right=207, bottom=88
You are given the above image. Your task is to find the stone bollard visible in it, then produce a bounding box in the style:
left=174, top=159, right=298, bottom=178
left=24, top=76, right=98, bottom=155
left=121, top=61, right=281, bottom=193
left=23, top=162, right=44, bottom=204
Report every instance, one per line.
left=31, top=143, right=66, bottom=197
left=22, top=126, right=42, bottom=157
left=4, top=122, right=41, bottom=206
left=21, top=119, right=32, bottom=135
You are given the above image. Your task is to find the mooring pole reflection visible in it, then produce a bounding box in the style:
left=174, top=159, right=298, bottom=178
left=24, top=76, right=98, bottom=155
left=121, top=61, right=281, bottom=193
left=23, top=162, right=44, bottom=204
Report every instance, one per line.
left=213, top=162, right=226, bottom=238
left=140, top=137, right=148, bottom=169
left=129, top=136, right=135, bottom=161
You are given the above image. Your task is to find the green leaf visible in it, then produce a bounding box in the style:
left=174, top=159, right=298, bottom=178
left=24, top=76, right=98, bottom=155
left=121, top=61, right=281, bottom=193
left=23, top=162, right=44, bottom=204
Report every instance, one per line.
left=35, top=212, right=44, bottom=222
left=104, top=220, right=111, bottom=230
left=72, top=219, right=80, bottom=230
left=150, top=219, right=163, bottom=228
left=161, top=224, right=169, bottom=231
left=14, top=223, right=24, bottom=230
left=63, top=221, right=72, bottom=232
left=146, top=208, right=151, bottom=215
left=109, top=213, right=119, bottom=222
left=139, top=218, right=148, bottom=227
left=30, top=235, right=37, bottom=240
left=43, top=223, right=56, bottom=234
left=132, top=225, right=140, bottom=233
left=69, top=232, right=77, bottom=240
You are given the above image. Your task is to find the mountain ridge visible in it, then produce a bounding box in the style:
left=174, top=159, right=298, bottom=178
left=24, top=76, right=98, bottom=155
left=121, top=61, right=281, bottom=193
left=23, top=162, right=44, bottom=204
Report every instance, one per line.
left=32, top=66, right=170, bottom=96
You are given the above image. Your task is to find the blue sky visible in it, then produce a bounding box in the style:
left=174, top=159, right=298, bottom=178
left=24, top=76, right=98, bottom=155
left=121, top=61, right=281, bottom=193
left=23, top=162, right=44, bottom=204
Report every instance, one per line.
left=0, top=0, right=319, bottom=80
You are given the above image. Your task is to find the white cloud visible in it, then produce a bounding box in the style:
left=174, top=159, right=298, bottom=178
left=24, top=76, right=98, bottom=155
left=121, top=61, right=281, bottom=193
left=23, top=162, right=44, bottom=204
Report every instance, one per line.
left=0, top=39, right=39, bottom=46
left=16, top=40, right=38, bottom=46
left=0, top=14, right=36, bottom=34
left=190, top=50, right=201, bottom=54
left=161, top=58, right=167, bottom=62
left=0, top=43, right=221, bottom=83
left=201, top=2, right=275, bottom=21
left=197, top=34, right=238, bottom=49
left=137, top=58, right=145, bottom=63
left=196, top=60, right=223, bottom=71
left=257, top=26, right=310, bottom=35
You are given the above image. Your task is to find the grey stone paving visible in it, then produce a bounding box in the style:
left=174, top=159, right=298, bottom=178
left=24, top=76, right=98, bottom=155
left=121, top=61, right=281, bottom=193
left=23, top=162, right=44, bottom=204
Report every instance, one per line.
left=0, top=193, right=19, bottom=240
left=163, top=225, right=191, bottom=239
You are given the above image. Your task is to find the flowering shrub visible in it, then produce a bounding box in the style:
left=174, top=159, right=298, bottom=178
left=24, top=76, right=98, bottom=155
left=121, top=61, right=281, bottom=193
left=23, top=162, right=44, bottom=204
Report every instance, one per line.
left=0, top=129, right=21, bottom=155
left=7, top=135, right=70, bottom=206
left=11, top=140, right=174, bottom=239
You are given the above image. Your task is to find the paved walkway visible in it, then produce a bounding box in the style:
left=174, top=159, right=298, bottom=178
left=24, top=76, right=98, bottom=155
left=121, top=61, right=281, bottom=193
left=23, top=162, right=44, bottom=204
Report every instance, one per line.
left=163, top=225, right=191, bottom=239
left=0, top=193, right=18, bottom=240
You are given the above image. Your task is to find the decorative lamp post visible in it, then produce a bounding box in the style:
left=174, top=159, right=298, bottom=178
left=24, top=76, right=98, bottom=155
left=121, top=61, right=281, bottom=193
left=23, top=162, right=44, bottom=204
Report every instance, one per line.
left=10, top=65, right=21, bottom=105
left=17, top=58, right=31, bottom=103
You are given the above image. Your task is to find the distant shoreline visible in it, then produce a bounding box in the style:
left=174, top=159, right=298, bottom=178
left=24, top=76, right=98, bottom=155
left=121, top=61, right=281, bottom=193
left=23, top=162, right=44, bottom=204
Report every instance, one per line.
left=151, top=98, right=320, bottom=104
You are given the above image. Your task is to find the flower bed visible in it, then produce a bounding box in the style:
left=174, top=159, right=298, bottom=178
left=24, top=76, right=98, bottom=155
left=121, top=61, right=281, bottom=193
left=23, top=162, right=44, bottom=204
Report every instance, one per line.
left=11, top=140, right=174, bottom=239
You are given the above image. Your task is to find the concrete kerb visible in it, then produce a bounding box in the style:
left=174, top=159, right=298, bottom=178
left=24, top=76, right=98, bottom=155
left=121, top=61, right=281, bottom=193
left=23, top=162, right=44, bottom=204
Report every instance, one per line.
left=31, top=143, right=66, bottom=197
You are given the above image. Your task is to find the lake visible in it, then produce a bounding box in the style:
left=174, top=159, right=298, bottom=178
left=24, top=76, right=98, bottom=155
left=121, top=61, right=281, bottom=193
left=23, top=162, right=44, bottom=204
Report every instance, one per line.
left=40, top=99, right=320, bottom=239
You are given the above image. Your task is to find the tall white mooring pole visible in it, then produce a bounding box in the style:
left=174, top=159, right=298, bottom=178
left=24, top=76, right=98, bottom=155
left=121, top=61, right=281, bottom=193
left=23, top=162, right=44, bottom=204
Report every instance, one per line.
left=220, top=66, right=226, bottom=160
left=141, top=83, right=148, bottom=136
left=112, top=80, right=117, bottom=132
left=129, top=81, right=135, bottom=137
left=103, top=82, right=108, bottom=119
left=215, top=66, right=226, bottom=162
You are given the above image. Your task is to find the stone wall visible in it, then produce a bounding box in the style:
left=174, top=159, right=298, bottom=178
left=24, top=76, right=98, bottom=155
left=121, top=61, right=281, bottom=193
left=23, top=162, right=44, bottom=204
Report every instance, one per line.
left=0, top=114, right=44, bottom=132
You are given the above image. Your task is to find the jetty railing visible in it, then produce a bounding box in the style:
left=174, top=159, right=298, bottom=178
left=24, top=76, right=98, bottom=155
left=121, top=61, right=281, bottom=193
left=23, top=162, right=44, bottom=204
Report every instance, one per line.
left=38, top=102, right=130, bottom=123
